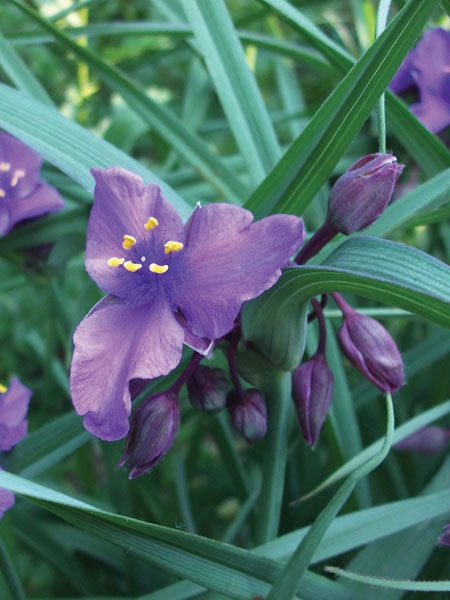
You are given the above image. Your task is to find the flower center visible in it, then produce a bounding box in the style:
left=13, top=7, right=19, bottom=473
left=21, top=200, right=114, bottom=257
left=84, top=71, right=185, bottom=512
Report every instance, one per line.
left=0, top=163, right=27, bottom=198
left=107, top=216, right=183, bottom=275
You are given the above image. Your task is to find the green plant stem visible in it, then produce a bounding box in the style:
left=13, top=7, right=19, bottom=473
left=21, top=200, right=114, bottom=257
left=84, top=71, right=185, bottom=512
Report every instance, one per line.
left=0, top=539, right=26, bottom=600
left=376, top=0, right=392, bottom=154
left=266, top=393, right=395, bottom=600
left=255, top=370, right=292, bottom=544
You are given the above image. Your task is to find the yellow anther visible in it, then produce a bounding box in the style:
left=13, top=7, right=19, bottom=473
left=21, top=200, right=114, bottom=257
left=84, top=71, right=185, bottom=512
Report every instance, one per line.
left=164, top=240, right=184, bottom=254
left=149, top=263, right=169, bottom=274
left=0, top=189, right=5, bottom=198
left=107, top=257, right=125, bottom=267
left=0, top=383, right=7, bottom=393
left=11, top=169, right=25, bottom=187
left=144, top=217, right=159, bottom=230
left=122, top=234, right=136, bottom=249
left=0, top=162, right=10, bottom=171
left=123, top=260, right=142, bottom=272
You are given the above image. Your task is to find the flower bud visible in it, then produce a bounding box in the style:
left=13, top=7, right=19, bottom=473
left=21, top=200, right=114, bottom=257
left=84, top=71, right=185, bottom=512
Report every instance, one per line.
left=326, top=153, right=403, bottom=235
left=187, top=365, right=228, bottom=412
left=227, top=389, right=267, bottom=443
left=394, top=426, right=450, bottom=454
left=117, top=392, right=180, bottom=479
left=292, top=352, right=334, bottom=446
left=0, top=377, right=31, bottom=452
left=337, top=304, right=404, bottom=393
left=438, top=525, right=450, bottom=547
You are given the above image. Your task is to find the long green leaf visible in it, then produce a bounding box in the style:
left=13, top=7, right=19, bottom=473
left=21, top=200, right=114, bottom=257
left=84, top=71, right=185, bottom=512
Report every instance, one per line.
left=244, top=0, right=446, bottom=217
left=182, top=0, right=281, bottom=185
left=6, top=0, right=247, bottom=205
left=0, top=84, right=191, bottom=218
left=243, top=237, right=450, bottom=371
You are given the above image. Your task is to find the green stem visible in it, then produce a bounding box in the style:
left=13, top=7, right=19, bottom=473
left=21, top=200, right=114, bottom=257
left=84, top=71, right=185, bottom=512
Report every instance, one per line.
left=0, top=539, right=26, bottom=600
left=255, top=370, right=292, bottom=544
left=376, top=0, right=392, bottom=154
left=266, top=393, right=395, bottom=600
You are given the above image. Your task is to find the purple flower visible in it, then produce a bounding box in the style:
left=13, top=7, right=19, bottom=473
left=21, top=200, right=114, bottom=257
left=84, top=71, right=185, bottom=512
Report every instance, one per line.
left=394, top=426, right=450, bottom=454
left=70, top=167, right=304, bottom=441
left=227, top=388, right=267, bottom=443
left=333, top=294, right=404, bottom=394
left=187, top=365, right=229, bottom=412
left=389, top=28, right=450, bottom=133
left=326, top=154, right=403, bottom=235
left=0, top=377, right=31, bottom=518
left=292, top=352, right=334, bottom=447
left=0, top=131, right=64, bottom=235
left=117, top=392, right=180, bottom=479
left=438, top=525, right=450, bottom=547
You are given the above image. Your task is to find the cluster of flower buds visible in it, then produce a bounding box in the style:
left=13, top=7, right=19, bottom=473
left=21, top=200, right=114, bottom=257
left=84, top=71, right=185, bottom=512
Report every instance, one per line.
left=226, top=388, right=267, bottom=443
left=187, top=365, right=228, bottom=413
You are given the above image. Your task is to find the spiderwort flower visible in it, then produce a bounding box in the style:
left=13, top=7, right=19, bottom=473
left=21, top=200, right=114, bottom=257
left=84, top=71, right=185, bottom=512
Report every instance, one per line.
left=187, top=365, right=229, bottom=412
left=70, top=167, right=304, bottom=441
left=394, top=426, right=450, bottom=454
left=389, top=28, right=450, bottom=133
left=227, top=388, right=267, bottom=443
left=117, top=391, right=180, bottom=479
left=438, top=525, right=450, bottom=547
left=332, top=293, right=404, bottom=394
left=0, top=131, right=64, bottom=235
left=325, top=154, right=403, bottom=236
left=0, top=377, right=31, bottom=518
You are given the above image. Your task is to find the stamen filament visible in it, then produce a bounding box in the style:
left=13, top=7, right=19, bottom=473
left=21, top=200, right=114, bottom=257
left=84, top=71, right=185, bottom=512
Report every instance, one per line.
left=149, top=263, right=169, bottom=274
left=164, top=240, right=184, bottom=254
left=11, top=169, right=25, bottom=187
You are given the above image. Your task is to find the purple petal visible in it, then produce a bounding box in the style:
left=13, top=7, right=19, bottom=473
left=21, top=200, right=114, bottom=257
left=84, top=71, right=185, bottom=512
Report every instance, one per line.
left=0, top=132, right=41, bottom=198
left=389, top=53, right=416, bottom=94
left=173, top=203, right=304, bottom=340
left=5, top=182, right=64, bottom=234
left=70, top=295, right=185, bottom=441
left=0, top=377, right=31, bottom=451
left=86, top=167, right=185, bottom=298
left=410, top=96, right=450, bottom=134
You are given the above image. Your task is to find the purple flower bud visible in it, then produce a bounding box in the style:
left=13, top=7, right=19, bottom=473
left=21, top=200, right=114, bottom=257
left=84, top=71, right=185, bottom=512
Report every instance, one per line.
left=326, top=154, right=403, bottom=235
left=336, top=301, right=404, bottom=394
left=438, top=525, right=450, bottom=547
left=394, top=426, right=450, bottom=454
left=187, top=365, right=228, bottom=412
left=0, top=377, right=31, bottom=452
left=117, top=392, right=180, bottom=479
left=292, top=352, right=334, bottom=446
left=227, top=389, right=267, bottom=443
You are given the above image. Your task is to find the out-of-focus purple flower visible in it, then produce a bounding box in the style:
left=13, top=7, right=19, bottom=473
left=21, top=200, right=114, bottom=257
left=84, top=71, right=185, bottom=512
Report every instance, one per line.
left=117, top=392, right=180, bottom=479
left=395, top=426, right=450, bottom=454
left=0, top=377, right=31, bottom=518
left=0, top=131, right=64, bottom=235
left=70, top=167, right=304, bottom=441
left=438, top=524, right=450, bottom=547
left=292, top=352, right=334, bottom=447
left=389, top=28, right=450, bottom=133
left=325, top=154, right=403, bottom=235
left=333, top=294, right=404, bottom=394
left=187, top=365, right=228, bottom=412
left=227, top=388, right=267, bottom=443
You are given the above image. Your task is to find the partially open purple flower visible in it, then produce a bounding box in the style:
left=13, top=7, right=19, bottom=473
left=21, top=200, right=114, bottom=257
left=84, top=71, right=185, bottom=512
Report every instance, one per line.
left=394, top=426, right=450, bottom=454
left=292, top=352, right=334, bottom=447
left=438, top=524, right=450, bottom=547
left=326, top=154, right=403, bottom=235
left=0, top=131, right=64, bottom=235
left=333, top=294, right=404, bottom=394
left=70, top=167, right=304, bottom=441
left=187, top=365, right=229, bottom=412
left=117, top=391, right=180, bottom=479
left=227, top=388, right=267, bottom=443
left=389, top=28, right=450, bottom=133
left=0, top=377, right=31, bottom=518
